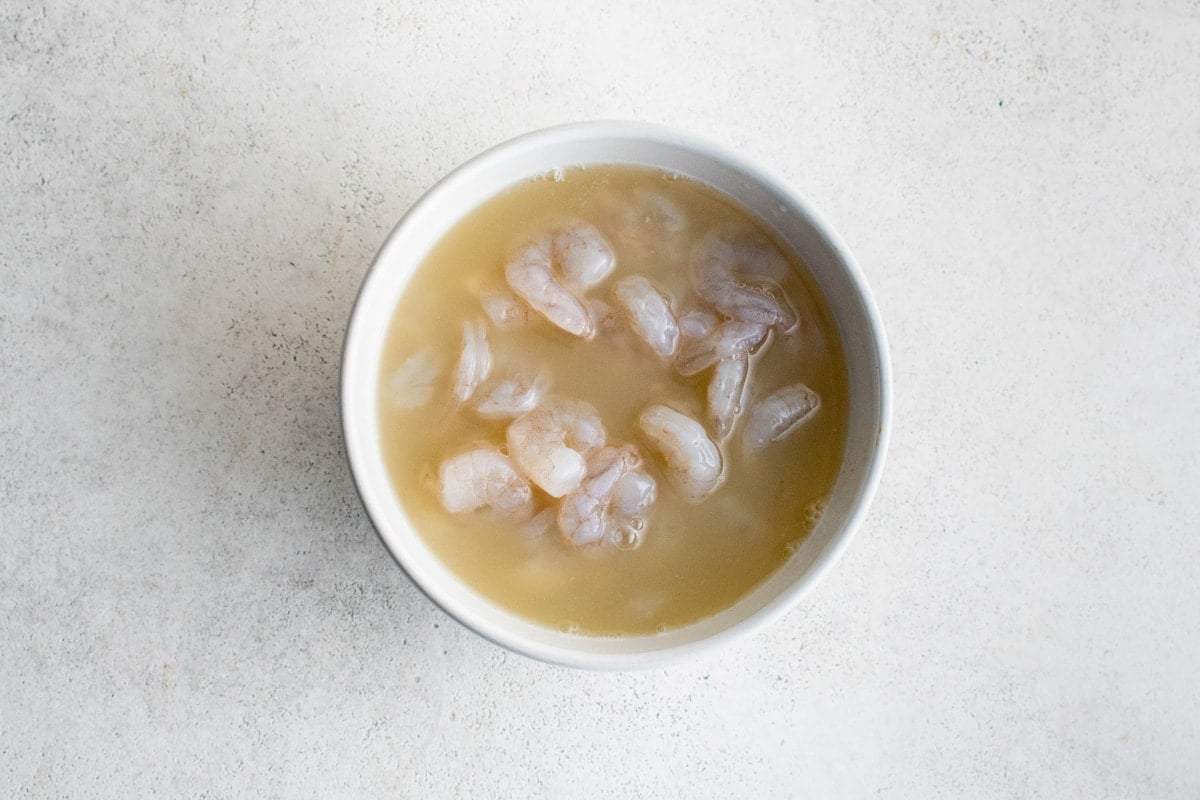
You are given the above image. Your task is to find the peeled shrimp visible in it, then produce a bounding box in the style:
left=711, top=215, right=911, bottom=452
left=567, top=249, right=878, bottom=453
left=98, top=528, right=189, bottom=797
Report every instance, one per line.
left=611, top=469, right=656, bottom=519
left=386, top=350, right=443, bottom=410
left=554, top=222, right=617, bottom=291
left=603, top=187, right=688, bottom=263
left=609, top=467, right=656, bottom=548
left=451, top=318, right=491, bottom=403
left=473, top=370, right=549, bottom=420
left=506, top=396, right=606, bottom=498
left=708, top=355, right=749, bottom=439
left=678, top=307, right=720, bottom=341
left=692, top=230, right=798, bottom=331
left=436, top=445, right=533, bottom=516
left=506, top=240, right=594, bottom=338
left=612, top=275, right=680, bottom=358
left=479, top=287, right=529, bottom=331
left=557, top=446, right=638, bottom=547
left=637, top=404, right=723, bottom=503
left=504, top=222, right=615, bottom=338
left=675, top=319, right=768, bottom=377
left=742, top=383, right=821, bottom=453
left=558, top=446, right=656, bottom=548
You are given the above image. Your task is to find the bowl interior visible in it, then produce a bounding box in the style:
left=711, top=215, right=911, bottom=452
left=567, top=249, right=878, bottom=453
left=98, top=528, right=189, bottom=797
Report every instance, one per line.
left=342, top=124, right=889, bottom=669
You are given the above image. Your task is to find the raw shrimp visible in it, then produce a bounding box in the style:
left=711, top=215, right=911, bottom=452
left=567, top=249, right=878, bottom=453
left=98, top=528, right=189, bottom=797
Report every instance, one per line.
left=637, top=404, right=723, bottom=503
left=692, top=229, right=798, bottom=331
left=479, top=287, right=529, bottom=330
left=506, top=396, right=606, bottom=498
left=554, top=222, right=616, bottom=291
left=473, top=370, right=549, bottom=420
left=612, top=275, right=680, bottom=358
left=678, top=307, right=719, bottom=341
left=451, top=318, right=491, bottom=403
left=611, top=469, right=656, bottom=519
left=436, top=444, right=534, bottom=516
left=608, top=187, right=688, bottom=261
left=708, top=355, right=749, bottom=439
left=675, top=319, right=768, bottom=377
left=742, top=382, right=821, bottom=453
left=609, top=468, right=656, bottom=548
left=557, top=445, right=639, bottom=547
left=386, top=350, right=443, bottom=409
left=505, top=239, right=594, bottom=338
left=505, top=223, right=616, bottom=337
left=586, top=297, right=645, bottom=355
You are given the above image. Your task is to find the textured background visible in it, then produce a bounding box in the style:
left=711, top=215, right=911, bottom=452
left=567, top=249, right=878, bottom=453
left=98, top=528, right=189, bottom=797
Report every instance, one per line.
left=3, top=1, right=1198, bottom=796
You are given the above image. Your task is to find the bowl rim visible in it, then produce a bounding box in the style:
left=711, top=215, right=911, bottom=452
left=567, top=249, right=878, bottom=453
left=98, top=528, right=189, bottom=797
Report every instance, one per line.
left=340, top=120, right=892, bottom=670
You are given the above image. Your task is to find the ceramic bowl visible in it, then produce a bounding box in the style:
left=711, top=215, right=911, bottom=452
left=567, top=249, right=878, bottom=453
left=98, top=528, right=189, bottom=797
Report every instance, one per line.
left=341, top=122, right=891, bottom=669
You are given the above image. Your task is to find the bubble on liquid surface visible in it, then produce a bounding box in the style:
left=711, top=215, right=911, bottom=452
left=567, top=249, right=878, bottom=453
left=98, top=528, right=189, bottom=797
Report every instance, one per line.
left=614, top=527, right=640, bottom=550
left=804, top=497, right=828, bottom=529
left=559, top=621, right=580, bottom=634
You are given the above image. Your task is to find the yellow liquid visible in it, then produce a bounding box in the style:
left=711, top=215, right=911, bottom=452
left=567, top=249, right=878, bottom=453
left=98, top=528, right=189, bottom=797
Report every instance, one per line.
left=378, top=166, right=849, bottom=636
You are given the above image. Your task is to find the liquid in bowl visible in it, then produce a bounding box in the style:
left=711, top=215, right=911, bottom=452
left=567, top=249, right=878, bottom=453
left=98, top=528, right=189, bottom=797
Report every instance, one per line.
left=377, top=165, right=849, bottom=637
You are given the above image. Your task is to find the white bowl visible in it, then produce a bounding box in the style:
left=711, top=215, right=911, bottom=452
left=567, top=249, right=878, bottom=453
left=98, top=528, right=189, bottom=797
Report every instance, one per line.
left=341, top=122, right=891, bottom=669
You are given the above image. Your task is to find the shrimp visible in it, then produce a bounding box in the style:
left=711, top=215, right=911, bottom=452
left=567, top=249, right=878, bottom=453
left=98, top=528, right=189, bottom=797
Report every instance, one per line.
left=554, top=222, right=616, bottom=291
left=637, top=404, right=723, bottom=503
left=451, top=318, right=491, bottom=403
left=742, top=383, right=821, bottom=453
left=505, top=239, right=594, bottom=338
left=611, top=468, right=656, bottom=518
left=386, top=350, right=443, bottom=410
left=506, top=396, right=606, bottom=498
left=557, top=446, right=638, bottom=547
left=584, top=297, right=643, bottom=355
left=678, top=307, right=720, bottom=341
left=675, top=319, right=768, bottom=377
left=473, top=370, right=549, bottom=420
left=609, top=468, right=656, bottom=548
left=558, top=445, right=656, bottom=548
left=708, top=354, right=749, bottom=439
left=692, top=229, right=798, bottom=331
left=436, top=444, right=534, bottom=517
left=479, top=286, right=529, bottom=331
left=504, top=222, right=615, bottom=338
left=605, top=187, right=688, bottom=262
left=612, top=275, right=680, bottom=358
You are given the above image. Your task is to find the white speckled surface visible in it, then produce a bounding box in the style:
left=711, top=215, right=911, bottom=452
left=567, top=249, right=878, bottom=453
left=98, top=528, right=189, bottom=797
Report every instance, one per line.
left=2, top=1, right=1198, bottom=796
